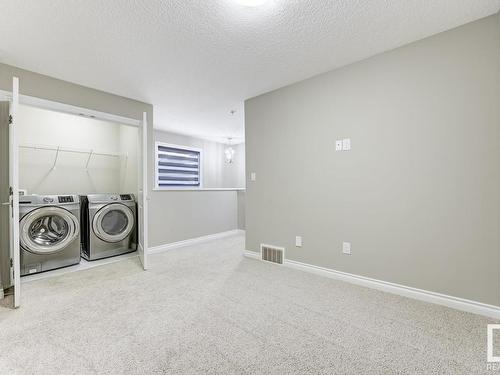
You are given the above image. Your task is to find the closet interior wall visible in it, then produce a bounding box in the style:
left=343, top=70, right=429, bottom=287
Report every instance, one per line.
left=17, top=105, right=138, bottom=195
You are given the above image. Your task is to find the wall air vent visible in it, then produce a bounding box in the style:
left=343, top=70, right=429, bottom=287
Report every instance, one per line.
left=260, top=244, right=285, bottom=265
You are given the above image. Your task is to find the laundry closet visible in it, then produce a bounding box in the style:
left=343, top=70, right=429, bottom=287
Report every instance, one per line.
left=15, top=103, right=142, bottom=275
left=0, top=76, right=149, bottom=309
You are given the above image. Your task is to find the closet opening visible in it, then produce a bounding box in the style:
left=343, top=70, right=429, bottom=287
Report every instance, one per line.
left=16, top=104, right=140, bottom=278
left=1, top=79, right=149, bottom=308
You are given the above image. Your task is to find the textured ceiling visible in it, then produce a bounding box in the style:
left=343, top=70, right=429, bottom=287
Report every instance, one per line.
left=0, top=0, right=499, bottom=142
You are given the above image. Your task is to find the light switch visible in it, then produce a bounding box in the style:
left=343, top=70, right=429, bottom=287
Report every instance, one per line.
left=342, top=242, right=351, bottom=255
left=295, top=236, right=302, bottom=247
left=342, top=138, right=351, bottom=151
left=335, top=140, right=342, bottom=151
left=250, top=172, right=256, bottom=181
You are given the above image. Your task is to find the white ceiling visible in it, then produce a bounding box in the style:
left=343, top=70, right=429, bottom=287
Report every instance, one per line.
left=0, top=0, right=499, bottom=143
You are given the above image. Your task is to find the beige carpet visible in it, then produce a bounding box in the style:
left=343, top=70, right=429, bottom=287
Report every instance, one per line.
left=0, top=234, right=498, bottom=374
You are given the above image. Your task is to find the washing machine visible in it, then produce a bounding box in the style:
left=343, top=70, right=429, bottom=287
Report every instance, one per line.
left=80, top=193, right=137, bottom=261
left=19, top=195, right=81, bottom=276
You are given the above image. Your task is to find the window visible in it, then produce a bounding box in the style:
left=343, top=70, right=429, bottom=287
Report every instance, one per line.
left=155, top=142, right=202, bottom=189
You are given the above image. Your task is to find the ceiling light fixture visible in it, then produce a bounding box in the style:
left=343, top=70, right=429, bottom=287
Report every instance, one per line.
left=235, top=0, right=268, bottom=7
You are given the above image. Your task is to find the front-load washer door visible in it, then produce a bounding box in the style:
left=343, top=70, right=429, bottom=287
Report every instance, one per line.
left=20, top=207, right=80, bottom=255
left=92, top=203, right=135, bottom=243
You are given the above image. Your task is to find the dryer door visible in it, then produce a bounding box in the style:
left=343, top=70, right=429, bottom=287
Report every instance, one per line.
left=20, top=207, right=80, bottom=255
left=92, top=203, right=135, bottom=243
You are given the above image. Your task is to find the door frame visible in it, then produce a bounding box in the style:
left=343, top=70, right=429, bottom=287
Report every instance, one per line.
left=9, top=78, right=21, bottom=307
left=0, top=90, right=142, bottom=127
left=137, top=112, right=149, bottom=270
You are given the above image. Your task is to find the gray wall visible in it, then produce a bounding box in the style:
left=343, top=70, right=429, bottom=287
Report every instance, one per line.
left=149, top=190, right=239, bottom=247
left=237, top=191, right=246, bottom=230
left=245, top=14, right=500, bottom=306
left=232, top=143, right=246, bottom=189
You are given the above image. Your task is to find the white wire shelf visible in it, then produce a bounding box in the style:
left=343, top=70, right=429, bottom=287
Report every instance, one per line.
left=19, top=143, right=123, bottom=171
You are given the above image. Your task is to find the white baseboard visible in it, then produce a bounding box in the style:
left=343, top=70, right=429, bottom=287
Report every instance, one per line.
left=149, top=229, right=245, bottom=255
left=243, top=251, right=500, bottom=320
left=244, top=251, right=260, bottom=260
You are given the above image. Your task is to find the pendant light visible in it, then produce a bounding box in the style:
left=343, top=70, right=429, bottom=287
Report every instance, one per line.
left=224, top=138, right=235, bottom=164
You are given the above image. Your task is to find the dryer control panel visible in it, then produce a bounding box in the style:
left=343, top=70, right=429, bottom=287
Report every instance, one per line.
left=58, top=196, right=74, bottom=203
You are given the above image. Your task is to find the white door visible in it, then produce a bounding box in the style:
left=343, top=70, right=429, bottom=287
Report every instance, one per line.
left=137, top=112, right=148, bottom=270
left=9, top=77, right=20, bottom=307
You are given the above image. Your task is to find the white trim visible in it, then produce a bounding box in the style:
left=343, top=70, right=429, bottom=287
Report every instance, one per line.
left=154, top=141, right=203, bottom=190
left=138, top=243, right=145, bottom=268
left=10, top=77, right=21, bottom=308
left=244, top=251, right=260, bottom=260
left=0, top=89, right=141, bottom=127
left=243, top=251, right=500, bottom=319
left=149, top=230, right=245, bottom=255
left=138, top=111, right=149, bottom=270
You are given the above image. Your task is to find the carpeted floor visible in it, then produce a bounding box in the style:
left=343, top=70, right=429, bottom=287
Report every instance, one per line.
left=0, top=234, right=498, bottom=374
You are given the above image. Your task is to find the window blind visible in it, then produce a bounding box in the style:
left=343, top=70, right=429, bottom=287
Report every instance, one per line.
left=156, top=144, right=201, bottom=187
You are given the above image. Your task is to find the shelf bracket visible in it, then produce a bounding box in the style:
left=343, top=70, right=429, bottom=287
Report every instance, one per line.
left=51, top=146, right=60, bottom=171
left=85, top=150, right=94, bottom=171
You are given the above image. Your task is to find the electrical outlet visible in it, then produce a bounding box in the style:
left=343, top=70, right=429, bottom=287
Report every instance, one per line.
left=295, top=236, right=302, bottom=247
left=342, top=242, right=351, bottom=255
left=250, top=172, right=256, bottom=181
left=342, top=138, right=351, bottom=151
left=335, top=140, right=342, bottom=151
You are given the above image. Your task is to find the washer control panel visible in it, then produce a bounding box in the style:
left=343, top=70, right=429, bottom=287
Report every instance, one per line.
left=58, top=196, right=74, bottom=203
left=120, top=194, right=132, bottom=201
